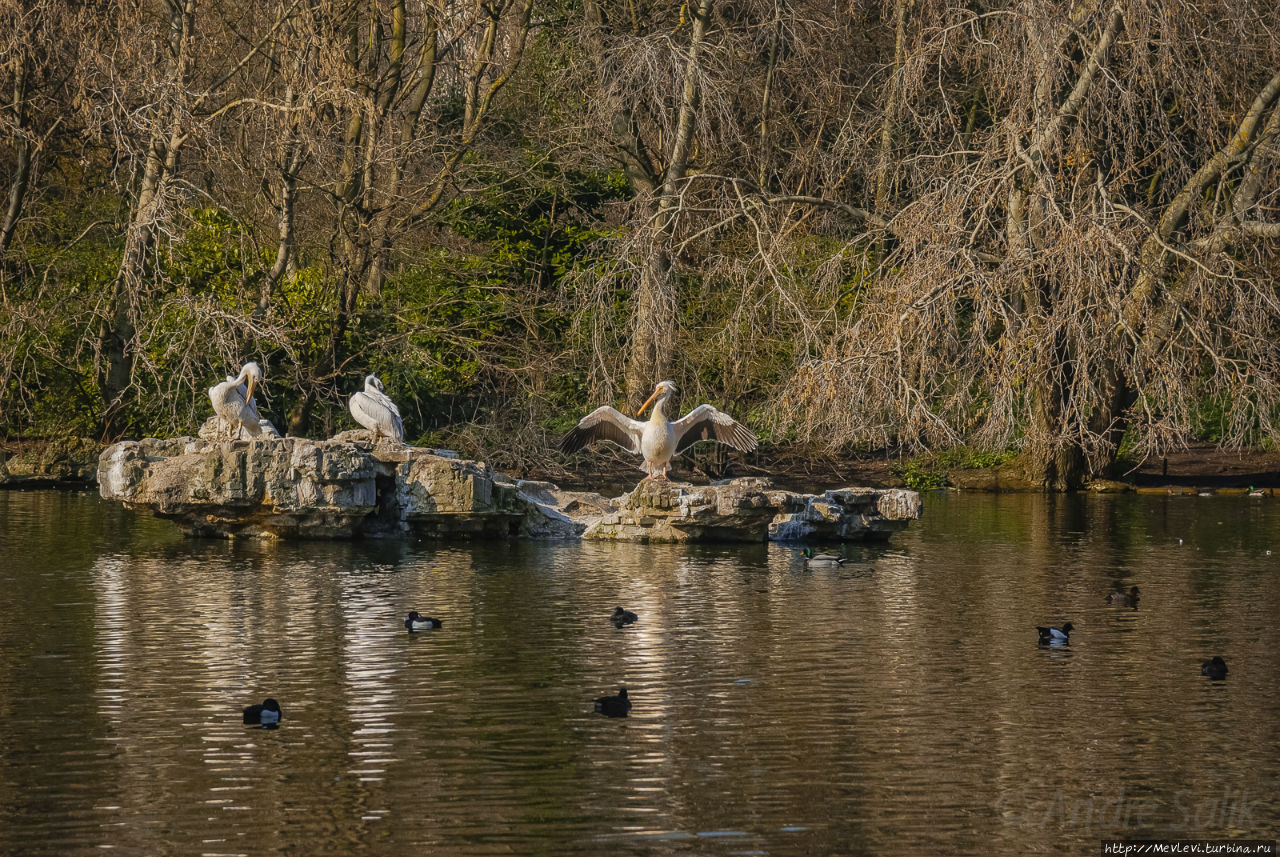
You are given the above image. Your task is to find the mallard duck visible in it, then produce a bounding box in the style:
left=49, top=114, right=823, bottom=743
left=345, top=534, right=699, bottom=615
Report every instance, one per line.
left=611, top=607, right=638, bottom=627
left=243, top=698, right=282, bottom=726
left=1106, top=585, right=1140, bottom=607
left=801, top=547, right=846, bottom=566
left=594, top=687, right=631, bottom=717
left=1200, top=656, right=1228, bottom=680
left=404, top=611, right=443, bottom=631
left=1036, top=623, right=1074, bottom=645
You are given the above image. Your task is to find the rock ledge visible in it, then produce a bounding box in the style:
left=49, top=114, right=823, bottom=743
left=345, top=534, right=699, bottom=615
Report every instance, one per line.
left=99, top=436, right=921, bottom=542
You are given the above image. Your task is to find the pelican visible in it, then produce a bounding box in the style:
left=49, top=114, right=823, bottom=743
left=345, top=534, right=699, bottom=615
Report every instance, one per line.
left=208, top=362, right=265, bottom=440
left=560, top=380, right=757, bottom=479
left=220, top=372, right=279, bottom=437
left=349, top=374, right=404, bottom=443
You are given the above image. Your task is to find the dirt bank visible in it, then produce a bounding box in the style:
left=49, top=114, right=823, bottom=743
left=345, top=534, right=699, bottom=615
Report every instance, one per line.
left=6, top=437, right=1278, bottom=494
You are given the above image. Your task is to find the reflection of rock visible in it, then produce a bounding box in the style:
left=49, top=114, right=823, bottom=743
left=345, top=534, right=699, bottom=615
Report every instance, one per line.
left=98, top=437, right=921, bottom=542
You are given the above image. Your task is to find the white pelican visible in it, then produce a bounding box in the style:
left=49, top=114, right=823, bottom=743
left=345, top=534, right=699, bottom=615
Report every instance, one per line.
left=208, top=362, right=266, bottom=440
left=560, top=380, right=757, bottom=478
left=218, top=372, right=279, bottom=437
left=349, top=374, right=404, bottom=443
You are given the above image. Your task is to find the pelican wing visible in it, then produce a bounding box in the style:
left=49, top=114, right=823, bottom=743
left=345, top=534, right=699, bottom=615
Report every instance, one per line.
left=238, top=390, right=266, bottom=435
left=672, top=404, right=758, bottom=454
left=373, top=389, right=402, bottom=421
left=372, top=389, right=405, bottom=441
left=560, top=406, right=645, bottom=455
left=350, top=391, right=403, bottom=440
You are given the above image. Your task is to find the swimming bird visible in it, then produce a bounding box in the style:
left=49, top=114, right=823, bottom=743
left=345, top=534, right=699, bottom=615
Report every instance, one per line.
left=1036, top=622, right=1074, bottom=645
left=209, top=362, right=266, bottom=440
left=243, top=698, right=282, bottom=726
left=404, top=611, right=442, bottom=631
left=1106, top=585, right=1140, bottom=607
left=1201, top=656, right=1228, bottom=680
left=611, top=607, right=638, bottom=627
left=801, top=547, right=847, bottom=566
left=349, top=374, right=405, bottom=443
left=594, top=687, right=631, bottom=717
left=560, top=381, right=757, bottom=479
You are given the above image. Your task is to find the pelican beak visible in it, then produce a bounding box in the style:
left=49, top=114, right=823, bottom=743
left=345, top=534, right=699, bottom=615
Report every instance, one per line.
left=244, top=373, right=257, bottom=405
left=636, top=388, right=660, bottom=418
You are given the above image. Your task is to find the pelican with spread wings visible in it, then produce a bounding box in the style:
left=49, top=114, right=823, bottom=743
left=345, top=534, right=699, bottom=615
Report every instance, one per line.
left=560, top=380, right=757, bottom=478
left=349, top=374, right=405, bottom=443
left=208, top=361, right=268, bottom=440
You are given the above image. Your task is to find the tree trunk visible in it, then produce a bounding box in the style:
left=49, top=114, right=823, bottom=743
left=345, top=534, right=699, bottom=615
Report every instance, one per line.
left=0, top=125, right=30, bottom=260
left=624, top=244, right=675, bottom=403
left=101, top=126, right=181, bottom=436
left=874, top=0, right=908, bottom=212
left=98, top=0, right=196, bottom=437
left=622, top=0, right=713, bottom=406
left=0, top=47, right=33, bottom=263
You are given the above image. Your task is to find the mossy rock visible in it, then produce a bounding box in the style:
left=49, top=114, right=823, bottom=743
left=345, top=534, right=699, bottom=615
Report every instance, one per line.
left=1, top=437, right=102, bottom=485
left=1087, top=479, right=1132, bottom=494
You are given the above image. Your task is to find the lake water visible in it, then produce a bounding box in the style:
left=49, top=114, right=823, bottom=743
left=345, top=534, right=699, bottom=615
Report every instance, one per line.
left=1, top=489, right=1277, bottom=856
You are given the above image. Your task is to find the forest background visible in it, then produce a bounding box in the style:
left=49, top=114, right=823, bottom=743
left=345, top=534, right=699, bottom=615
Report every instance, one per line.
left=2, top=0, right=1279, bottom=489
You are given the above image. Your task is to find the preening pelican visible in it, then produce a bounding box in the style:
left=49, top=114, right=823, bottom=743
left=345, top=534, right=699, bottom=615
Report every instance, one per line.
left=560, top=380, right=757, bottom=478
left=219, top=372, right=279, bottom=437
left=208, top=362, right=266, bottom=440
left=349, top=374, right=404, bottom=443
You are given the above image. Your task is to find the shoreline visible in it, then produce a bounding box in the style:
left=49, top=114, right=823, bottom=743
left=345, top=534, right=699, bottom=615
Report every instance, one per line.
left=2, top=436, right=1277, bottom=495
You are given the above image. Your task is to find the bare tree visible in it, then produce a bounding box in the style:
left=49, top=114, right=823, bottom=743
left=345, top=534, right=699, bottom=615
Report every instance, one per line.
left=80, top=0, right=297, bottom=435
left=570, top=0, right=865, bottom=407
left=0, top=0, right=84, bottom=263
left=764, top=0, right=1280, bottom=486
left=270, top=0, right=536, bottom=434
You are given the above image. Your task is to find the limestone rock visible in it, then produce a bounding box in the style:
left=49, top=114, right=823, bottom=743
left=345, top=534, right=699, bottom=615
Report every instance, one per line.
left=575, top=478, right=920, bottom=543
left=98, top=437, right=921, bottom=542
left=197, top=415, right=281, bottom=442
left=768, top=487, right=922, bottom=542
left=100, top=436, right=376, bottom=538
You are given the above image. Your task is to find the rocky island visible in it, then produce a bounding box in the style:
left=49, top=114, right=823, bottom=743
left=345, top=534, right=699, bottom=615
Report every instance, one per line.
left=97, top=435, right=921, bottom=543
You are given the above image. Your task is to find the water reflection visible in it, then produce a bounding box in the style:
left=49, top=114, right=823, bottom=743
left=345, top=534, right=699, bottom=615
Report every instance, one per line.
left=0, top=490, right=1277, bottom=855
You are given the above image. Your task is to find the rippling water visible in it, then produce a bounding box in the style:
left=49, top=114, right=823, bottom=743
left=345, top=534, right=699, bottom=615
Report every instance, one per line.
left=1, top=489, right=1277, bottom=856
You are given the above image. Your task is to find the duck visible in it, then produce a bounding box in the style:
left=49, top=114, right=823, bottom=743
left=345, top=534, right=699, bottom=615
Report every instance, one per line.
left=594, top=687, right=631, bottom=717
left=1200, top=656, right=1228, bottom=680
left=611, top=607, right=638, bottom=627
left=243, top=698, right=282, bottom=726
left=1036, top=623, right=1074, bottom=645
left=404, top=611, right=443, bottom=631
left=1106, top=585, right=1140, bottom=607
left=800, top=547, right=846, bottom=566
